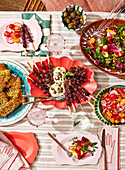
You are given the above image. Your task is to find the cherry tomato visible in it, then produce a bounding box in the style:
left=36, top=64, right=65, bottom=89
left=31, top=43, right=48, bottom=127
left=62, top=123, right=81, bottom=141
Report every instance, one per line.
left=4, top=31, right=11, bottom=37
left=6, top=37, right=14, bottom=44
left=9, top=24, right=15, bottom=29
left=111, top=103, right=117, bottom=109
left=14, top=22, right=22, bottom=27
left=109, top=94, right=117, bottom=100
left=14, top=25, right=20, bottom=30
left=12, top=32, right=21, bottom=38
left=13, top=38, right=20, bottom=43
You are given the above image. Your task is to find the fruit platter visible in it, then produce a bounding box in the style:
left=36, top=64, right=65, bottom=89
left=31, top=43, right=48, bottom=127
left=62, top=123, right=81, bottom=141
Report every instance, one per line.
left=26, top=56, right=97, bottom=110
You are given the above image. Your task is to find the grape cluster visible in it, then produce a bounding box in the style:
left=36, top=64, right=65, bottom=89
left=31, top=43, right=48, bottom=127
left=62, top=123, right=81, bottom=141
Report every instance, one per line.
left=21, top=26, right=27, bottom=48
left=67, top=66, right=86, bottom=85
left=23, top=23, right=33, bottom=43
left=21, top=23, right=33, bottom=48
left=30, top=63, right=54, bottom=97
left=64, top=66, right=90, bottom=107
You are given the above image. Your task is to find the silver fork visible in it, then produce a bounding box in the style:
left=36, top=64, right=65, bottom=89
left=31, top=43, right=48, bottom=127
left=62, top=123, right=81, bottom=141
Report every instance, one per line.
left=84, top=3, right=125, bottom=41
left=48, top=132, right=77, bottom=162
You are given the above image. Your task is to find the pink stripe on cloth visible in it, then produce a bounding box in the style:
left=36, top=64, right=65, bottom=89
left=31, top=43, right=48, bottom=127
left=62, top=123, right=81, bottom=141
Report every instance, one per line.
left=98, top=127, right=120, bottom=170
left=0, top=131, right=31, bottom=170
left=42, top=0, right=123, bottom=12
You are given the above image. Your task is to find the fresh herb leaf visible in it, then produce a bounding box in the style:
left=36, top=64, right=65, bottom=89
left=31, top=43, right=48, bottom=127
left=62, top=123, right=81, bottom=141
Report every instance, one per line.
left=75, top=143, right=78, bottom=147
left=84, top=47, right=94, bottom=53
left=51, top=65, right=56, bottom=71
left=73, top=120, right=81, bottom=127
left=91, top=142, right=97, bottom=147
left=63, top=72, right=74, bottom=80
left=96, top=46, right=100, bottom=53
left=47, top=84, right=51, bottom=87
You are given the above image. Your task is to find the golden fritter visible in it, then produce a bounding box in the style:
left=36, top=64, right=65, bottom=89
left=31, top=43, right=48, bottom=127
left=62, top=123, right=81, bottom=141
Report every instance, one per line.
left=0, top=70, right=11, bottom=83
left=6, top=75, right=17, bottom=88
left=0, top=64, right=25, bottom=117
left=0, top=92, right=9, bottom=106
left=0, top=98, right=22, bottom=117
left=0, top=82, right=7, bottom=92
left=9, top=78, right=22, bottom=92
left=7, top=89, right=21, bottom=99
left=0, top=63, right=8, bottom=71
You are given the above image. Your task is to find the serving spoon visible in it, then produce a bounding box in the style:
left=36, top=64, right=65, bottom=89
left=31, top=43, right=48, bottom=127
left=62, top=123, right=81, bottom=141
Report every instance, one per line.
left=22, top=94, right=65, bottom=105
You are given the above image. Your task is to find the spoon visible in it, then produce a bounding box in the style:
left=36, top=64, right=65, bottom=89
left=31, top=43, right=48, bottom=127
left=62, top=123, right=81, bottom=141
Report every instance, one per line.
left=22, top=94, right=65, bottom=105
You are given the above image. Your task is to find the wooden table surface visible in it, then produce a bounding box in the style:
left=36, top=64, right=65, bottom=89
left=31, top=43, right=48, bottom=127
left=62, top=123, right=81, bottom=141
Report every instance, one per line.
left=0, top=11, right=125, bottom=170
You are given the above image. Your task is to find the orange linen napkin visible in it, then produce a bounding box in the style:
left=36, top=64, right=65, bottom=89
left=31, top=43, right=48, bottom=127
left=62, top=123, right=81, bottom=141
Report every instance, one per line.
left=0, top=131, right=31, bottom=170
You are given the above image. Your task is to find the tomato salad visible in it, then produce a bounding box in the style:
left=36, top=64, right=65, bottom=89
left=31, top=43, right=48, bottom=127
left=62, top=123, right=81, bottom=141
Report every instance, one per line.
left=4, top=23, right=22, bottom=44
left=84, top=25, right=125, bottom=73
left=100, top=87, right=125, bottom=124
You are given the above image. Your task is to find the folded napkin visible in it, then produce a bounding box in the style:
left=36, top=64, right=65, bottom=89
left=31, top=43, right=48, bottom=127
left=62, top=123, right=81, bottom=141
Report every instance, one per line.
left=21, top=13, right=50, bottom=56
left=0, top=131, right=31, bottom=170
left=98, top=127, right=120, bottom=170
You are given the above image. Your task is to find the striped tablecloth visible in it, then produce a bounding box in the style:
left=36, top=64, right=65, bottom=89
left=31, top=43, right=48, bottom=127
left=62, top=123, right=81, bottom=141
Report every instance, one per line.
left=0, top=11, right=125, bottom=170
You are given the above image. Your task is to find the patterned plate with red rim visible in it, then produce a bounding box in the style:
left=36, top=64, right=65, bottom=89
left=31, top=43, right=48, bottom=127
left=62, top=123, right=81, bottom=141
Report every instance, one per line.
left=27, top=56, right=97, bottom=109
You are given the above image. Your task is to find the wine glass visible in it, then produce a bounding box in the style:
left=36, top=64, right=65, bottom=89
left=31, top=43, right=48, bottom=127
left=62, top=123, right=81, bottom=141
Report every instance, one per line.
left=46, top=33, right=65, bottom=54
left=27, top=107, right=46, bottom=127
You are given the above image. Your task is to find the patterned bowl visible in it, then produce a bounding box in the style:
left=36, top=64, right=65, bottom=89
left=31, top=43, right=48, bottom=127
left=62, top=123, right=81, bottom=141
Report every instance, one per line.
left=94, top=85, right=125, bottom=126
left=61, top=5, right=86, bottom=31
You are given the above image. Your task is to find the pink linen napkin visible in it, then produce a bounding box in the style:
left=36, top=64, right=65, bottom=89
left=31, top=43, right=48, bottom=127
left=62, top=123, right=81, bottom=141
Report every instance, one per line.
left=0, top=131, right=31, bottom=170
left=98, top=127, right=120, bottom=170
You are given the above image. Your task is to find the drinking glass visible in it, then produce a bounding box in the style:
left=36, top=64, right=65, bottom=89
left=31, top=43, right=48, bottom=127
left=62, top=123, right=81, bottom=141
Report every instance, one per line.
left=46, top=33, right=65, bottom=54
left=27, top=107, right=46, bottom=127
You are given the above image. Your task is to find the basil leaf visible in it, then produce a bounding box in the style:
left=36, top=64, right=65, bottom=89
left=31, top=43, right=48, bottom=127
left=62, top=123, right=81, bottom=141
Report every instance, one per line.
left=73, top=120, right=81, bottom=127
left=91, top=142, right=97, bottom=147
left=47, top=84, right=51, bottom=87
left=63, top=72, right=74, bottom=80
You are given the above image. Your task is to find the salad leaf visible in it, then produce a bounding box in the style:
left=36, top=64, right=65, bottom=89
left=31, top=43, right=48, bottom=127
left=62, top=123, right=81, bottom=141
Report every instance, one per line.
left=91, top=142, right=97, bottom=147
left=63, top=72, right=74, bottom=80
left=84, top=47, right=94, bottom=53
left=73, top=120, right=81, bottom=127
left=96, top=46, right=100, bottom=53
left=100, top=36, right=107, bottom=45
left=51, top=65, right=56, bottom=71
left=47, top=84, right=51, bottom=87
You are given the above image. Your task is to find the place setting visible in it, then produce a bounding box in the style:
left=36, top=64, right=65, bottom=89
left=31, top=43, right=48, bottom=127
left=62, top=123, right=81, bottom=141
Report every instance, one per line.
left=0, top=1, right=124, bottom=170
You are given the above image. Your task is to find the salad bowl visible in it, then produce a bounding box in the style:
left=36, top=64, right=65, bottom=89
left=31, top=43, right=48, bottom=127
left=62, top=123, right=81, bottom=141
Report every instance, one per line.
left=80, top=19, right=125, bottom=78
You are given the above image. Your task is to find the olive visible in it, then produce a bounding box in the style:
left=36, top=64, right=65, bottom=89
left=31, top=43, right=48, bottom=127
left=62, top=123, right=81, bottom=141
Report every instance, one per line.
left=66, top=19, right=70, bottom=24
left=75, top=15, right=80, bottom=20
left=63, top=11, right=68, bottom=17
left=80, top=15, right=83, bottom=19
left=76, top=10, right=81, bottom=15
left=63, top=16, right=68, bottom=22
left=77, top=24, right=82, bottom=28
left=73, top=21, right=77, bottom=25
left=68, top=16, right=72, bottom=20
left=80, top=18, right=84, bottom=24
left=68, top=23, right=74, bottom=29
left=74, top=25, right=77, bottom=29
left=76, top=20, right=80, bottom=25
left=71, top=12, right=76, bottom=18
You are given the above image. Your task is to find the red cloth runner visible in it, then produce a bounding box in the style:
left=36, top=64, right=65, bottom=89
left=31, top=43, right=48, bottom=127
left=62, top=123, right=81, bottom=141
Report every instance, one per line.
left=42, top=0, right=124, bottom=12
